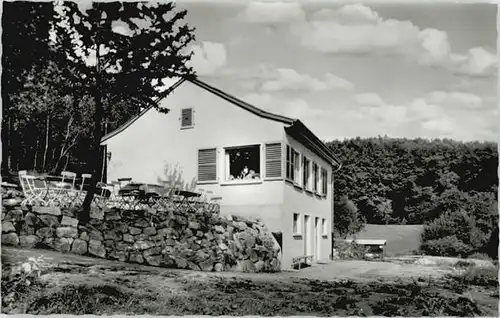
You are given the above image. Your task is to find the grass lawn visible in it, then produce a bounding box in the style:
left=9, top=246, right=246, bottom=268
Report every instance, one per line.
left=2, top=247, right=497, bottom=316
left=346, top=224, right=424, bottom=255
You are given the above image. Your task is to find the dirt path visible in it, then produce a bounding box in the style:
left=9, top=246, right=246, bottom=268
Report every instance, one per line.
left=2, top=246, right=455, bottom=282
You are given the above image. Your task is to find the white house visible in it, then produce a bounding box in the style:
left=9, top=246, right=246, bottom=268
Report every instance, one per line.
left=101, top=76, right=342, bottom=268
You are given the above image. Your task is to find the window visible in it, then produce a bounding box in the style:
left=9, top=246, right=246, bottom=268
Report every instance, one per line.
left=286, top=145, right=300, bottom=184
left=225, top=145, right=261, bottom=181
left=302, top=156, right=311, bottom=189
left=312, top=163, right=319, bottom=192
left=181, top=108, right=193, bottom=128
left=265, top=143, right=282, bottom=179
left=322, top=218, right=327, bottom=236
left=293, top=213, right=301, bottom=235
left=198, top=148, right=217, bottom=182
left=321, top=167, right=328, bottom=196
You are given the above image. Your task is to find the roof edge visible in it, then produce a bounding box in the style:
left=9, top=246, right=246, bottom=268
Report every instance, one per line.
left=186, top=77, right=296, bottom=125
left=100, top=78, right=186, bottom=143
left=288, top=120, right=341, bottom=167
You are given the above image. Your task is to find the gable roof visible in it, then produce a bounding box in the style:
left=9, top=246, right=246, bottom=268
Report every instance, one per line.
left=101, top=76, right=341, bottom=167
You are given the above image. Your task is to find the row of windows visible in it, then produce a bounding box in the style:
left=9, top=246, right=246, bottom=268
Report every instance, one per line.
left=293, top=213, right=328, bottom=236
left=285, top=145, right=328, bottom=196
left=197, top=143, right=330, bottom=194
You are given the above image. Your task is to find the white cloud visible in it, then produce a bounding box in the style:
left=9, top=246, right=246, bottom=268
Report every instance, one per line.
left=242, top=92, right=326, bottom=121
left=452, top=47, right=497, bottom=76
left=188, top=41, right=227, bottom=76
left=355, top=93, right=386, bottom=107
left=426, top=91, right=483, bottom=108
left=220, top=64, right=353, bottom=92
left=290, top=4, right=496, bottom=77
left=260, top=68, right=353, bottom=91
left=238, top=0, right=305, bottom=24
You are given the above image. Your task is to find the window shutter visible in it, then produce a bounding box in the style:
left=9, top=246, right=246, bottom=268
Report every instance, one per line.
left=198, top=148, right=217, bottom=182
left=265, top=143, right=282, bottom=179
left=181, top=108, right=193, bottom=127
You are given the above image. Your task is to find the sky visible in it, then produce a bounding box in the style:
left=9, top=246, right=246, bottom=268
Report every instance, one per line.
left=174, top=1, right=498, bottom=142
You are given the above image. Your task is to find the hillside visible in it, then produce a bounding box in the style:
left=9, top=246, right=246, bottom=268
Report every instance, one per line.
left=327, top=137, right=498, bottom=225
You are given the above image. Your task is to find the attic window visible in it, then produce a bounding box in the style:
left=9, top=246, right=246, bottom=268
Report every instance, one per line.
left=181, top=108, right=193, bottom=128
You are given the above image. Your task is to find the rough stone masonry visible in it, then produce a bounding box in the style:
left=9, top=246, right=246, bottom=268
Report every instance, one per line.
left=1, top=188, right=282, bottom=273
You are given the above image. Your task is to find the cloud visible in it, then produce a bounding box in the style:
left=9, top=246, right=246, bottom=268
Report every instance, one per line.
left=291, top=4, right=496, bottom=77
left=242, top=92, right=326, bottom=120
left=188, top=41, right=227, bottom=76
left=221, top=64, right=353, bottom=92
left=426, top=91, right=483, bottom=109
left=238, top=0, right=305, bottom=24
left=354, top=93, right=386, bottom=107
left=260, top=68, right=354, bottom=92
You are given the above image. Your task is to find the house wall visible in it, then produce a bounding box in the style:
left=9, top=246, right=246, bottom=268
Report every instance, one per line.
left=102, top=81, right=286, bottom=231
left=280, top=134, right=333, bottom=267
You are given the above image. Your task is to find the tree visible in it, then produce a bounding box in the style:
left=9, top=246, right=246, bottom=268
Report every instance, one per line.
left=2, top=1, right=52, bottom=174
left=13, top=60, right=94, bottom=173
left=50, top=1, right=196, bottom=222
left=333, top=195, right=366, bottom=239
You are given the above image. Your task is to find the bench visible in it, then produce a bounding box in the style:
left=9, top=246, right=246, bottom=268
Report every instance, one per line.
left=292, top=255, right=313, bottom=270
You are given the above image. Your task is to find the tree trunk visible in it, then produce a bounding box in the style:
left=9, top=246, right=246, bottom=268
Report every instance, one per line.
left=42, top=114, right=50, bottom=171
left=81, top=6, right=103, bottom=223
left=63, top=154, right=70, bottom=171
left=33, top=137, right=40, bottom=171
left=1, top=94, right=11, bottom=174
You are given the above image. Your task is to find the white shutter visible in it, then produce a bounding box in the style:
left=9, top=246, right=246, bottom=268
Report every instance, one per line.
left=265, top=143, right=282, bottom=179
left=198, top=148, right=217, bottom=182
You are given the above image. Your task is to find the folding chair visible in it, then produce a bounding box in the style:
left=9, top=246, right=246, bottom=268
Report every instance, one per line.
left=60, top=171, right=77, bottom=189
left=18, top=171, right=48, bottom=206
left=68, top=173, right=91, bottom=207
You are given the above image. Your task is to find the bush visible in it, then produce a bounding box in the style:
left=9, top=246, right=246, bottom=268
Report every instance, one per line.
left=333, top=196, right=366, bottom=239
left=420, top=209, right=492, bottom=257
left=467, top=252, right=493, bottom=261
left=420, top=235, right=473, bottom=257
left=336, top=241, right=369, bottom=260
left=2, top=256, right=47, bottom=312
left=447, top=266, right=499, bottom=288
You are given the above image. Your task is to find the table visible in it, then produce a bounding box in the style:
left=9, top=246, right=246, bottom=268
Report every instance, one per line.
left=116, top=183, right=202, bottom=211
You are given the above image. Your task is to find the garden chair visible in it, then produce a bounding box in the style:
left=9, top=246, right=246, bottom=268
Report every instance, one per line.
left=18, top=170, right=48, bottom=206
left=67, top=173, right=91, bottom=207
left=60, top=171, right=77, bottom=189
left=95, top=180, right=119, bottom=208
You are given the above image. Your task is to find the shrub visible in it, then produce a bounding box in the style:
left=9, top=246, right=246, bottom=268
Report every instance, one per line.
left=336, top=241, right=369, bottom=260
left=2, top=256, right=47, bottom=312
left=333, top=196, right=366, bottom=239
left=467, top=252, right=493, bottom=261
left=420, top=209, right=492, bottom=257
left=447, top=265, right=499, bottom=288
left=420, top=235, right=473, bottom=257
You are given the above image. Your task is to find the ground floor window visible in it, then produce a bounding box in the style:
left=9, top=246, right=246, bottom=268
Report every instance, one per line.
left=225, top=145, right=261, bottom=181
left=293, top=213, right=301, bottom=235
left=322, top=218, right=327, bottom=236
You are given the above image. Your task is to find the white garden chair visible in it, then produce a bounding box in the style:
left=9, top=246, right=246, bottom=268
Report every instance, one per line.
left=18, top=170, right=48, bottom=206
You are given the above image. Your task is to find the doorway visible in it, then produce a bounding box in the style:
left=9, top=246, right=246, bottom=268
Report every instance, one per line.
left=315, top=217, right=321, bottom=260
left=304, top=215, right=311, bottom=258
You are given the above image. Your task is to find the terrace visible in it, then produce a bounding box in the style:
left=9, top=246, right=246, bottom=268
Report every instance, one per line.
left=13, top=170, right=222, bottom=214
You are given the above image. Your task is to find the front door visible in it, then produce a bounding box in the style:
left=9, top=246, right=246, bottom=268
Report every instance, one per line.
left=315, top=217, right=321, bottom=260
left=304, top=215, right=311, bottom=258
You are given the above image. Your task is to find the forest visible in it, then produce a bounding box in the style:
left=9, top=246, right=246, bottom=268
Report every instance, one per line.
left=329, top=137, right=498, bottom=258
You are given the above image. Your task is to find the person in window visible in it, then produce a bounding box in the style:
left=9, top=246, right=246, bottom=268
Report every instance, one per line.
left=240, top=166, right=249, bottom=179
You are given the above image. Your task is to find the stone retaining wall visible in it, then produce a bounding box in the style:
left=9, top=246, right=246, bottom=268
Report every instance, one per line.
left=1, top=188, right=281, bottom=272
